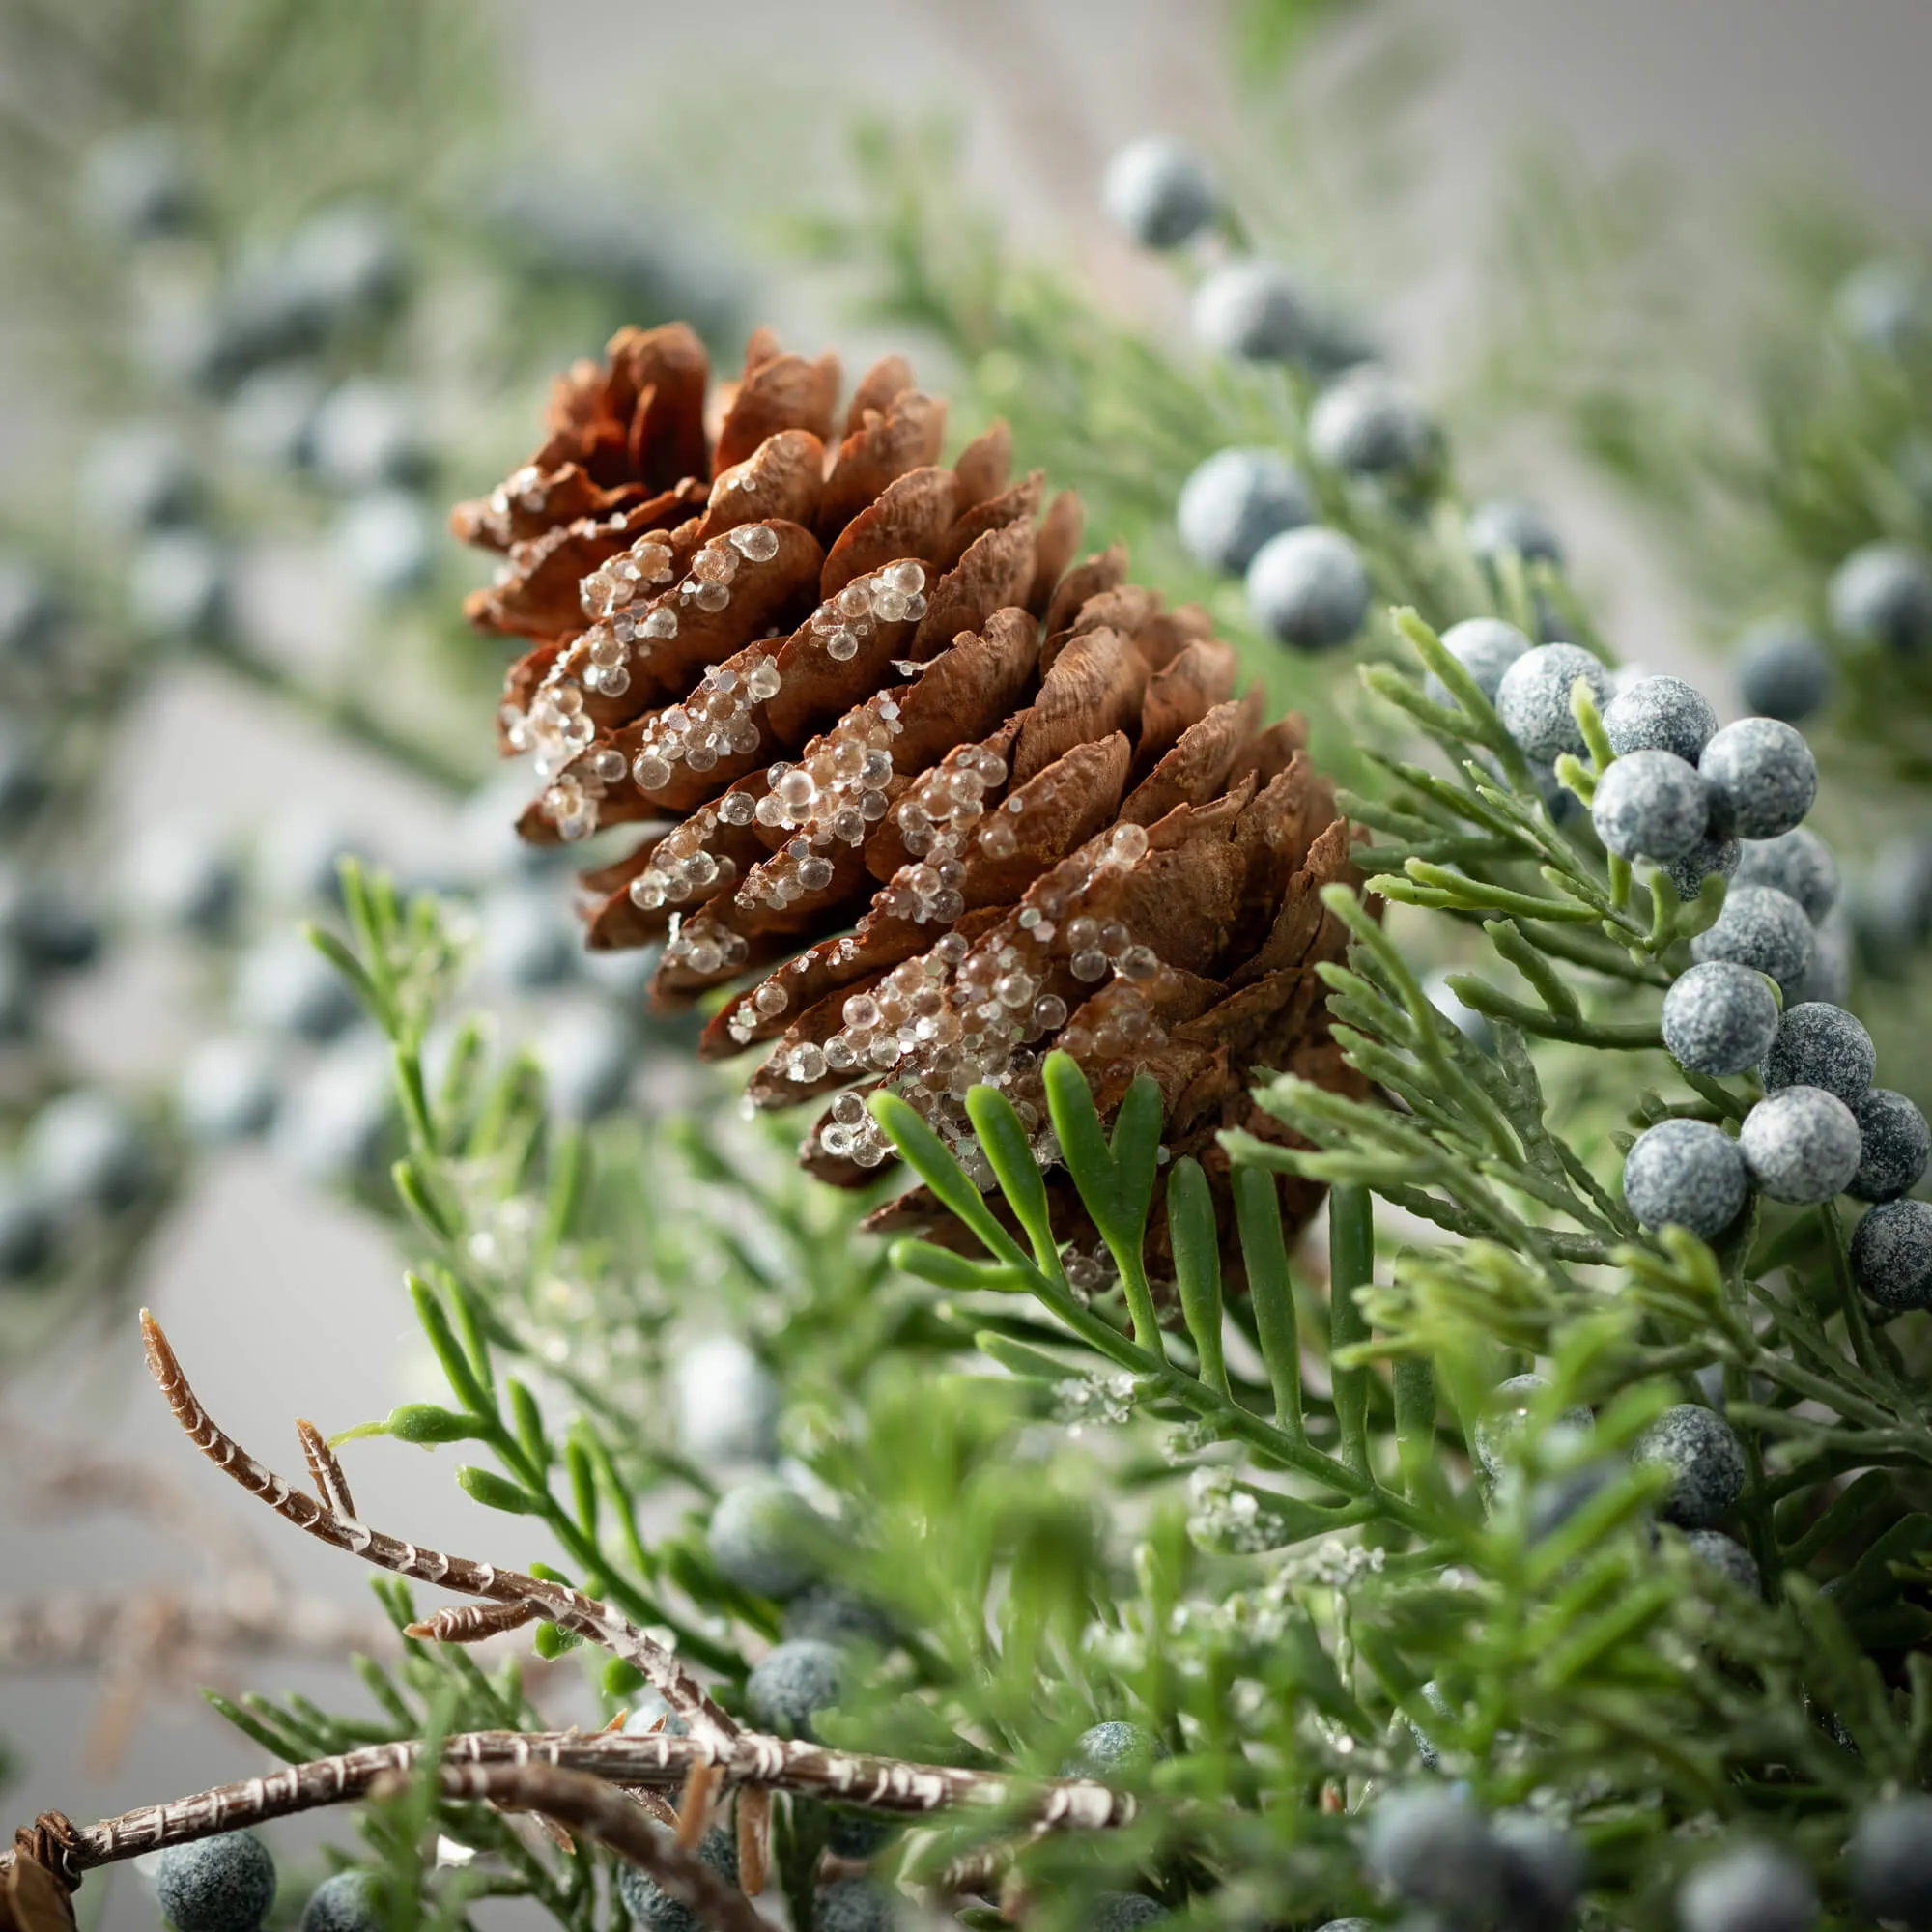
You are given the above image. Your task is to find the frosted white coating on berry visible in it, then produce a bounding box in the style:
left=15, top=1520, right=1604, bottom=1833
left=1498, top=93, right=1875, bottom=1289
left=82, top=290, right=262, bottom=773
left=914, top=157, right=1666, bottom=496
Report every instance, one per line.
left=1699, top=718, right=1818, bottom=840
left=816, top=1879, right=898, bottom=1932
left=1735, top=619, right=1833, bottom=723
left=706, top=1478, right=821, bottom=1599
left=1467, top=497, right=1562, bottom=567
left=1759, top=1002, right=1874, bottom=1104
left=1848, top=1794, right=1932, bottom=1927
left=1192, top=260, right=1311, bottom=363
left=1101, top=137, right=1217, bottom=248
left=298, top=1871, right=382, bottom=1932
left=1675, top=1843, right=1817, bottom=1932
left=1088, top=1894, right=1168, bottom=1932
left=1634, top=1404, right=1745, bottom=1529
left=1493, top=644, right=1614, bottom=760
left=1690, top=885, right=1816, bottom=999
left=1177, top=447, right=1310, bottom=576
left=615, top=1825, right=736, bottom=1932
left=1664, top=831, right=1742, bottom=905
left=1684, top=1529, right=1761, bottom=1594
left=1738, top=1086, right=1862, bottom=1205
left=1830, top=540, right=1932, bottom=656
left=1491, top=1811, right=1587, bottom=1926
left=1622, top=1119, right=1748, bottom=1238
left=1424, top=617, right=1531, bottom=709
left=1470, top=1372, right=1591, bottom=1481
left=1662, top=962, right=1780, bottom=1077
left=1590, top=750, right=1711, bottom=861
left=1850, top=1198, right=1932, bottom=1311
left=1732, top=829, right=1839, bottom=925
left=1604, top=675, right=1719, bottom=763
left=675, top=1333, right=778, bottom=1465
left=1065, top=1719, right=1164, bottom=1777
left=1849, top=1089, right=1932, bottom=1202
left=1245, top=526, right=1369, bottom=652
left=1362, top=1784, right=1500, bottom=1919
left=1307, top=366, right=1434, bottom=477
left=747, top=1637, right=848, bottom=1738
left=156, top=1832, right=278, bottom=1932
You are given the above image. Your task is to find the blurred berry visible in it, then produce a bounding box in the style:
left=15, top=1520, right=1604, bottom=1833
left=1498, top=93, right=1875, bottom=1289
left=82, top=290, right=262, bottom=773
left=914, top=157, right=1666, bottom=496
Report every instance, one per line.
left=1734, top=620, right=1832, bottom=723
left=1422, top=969, right=1495, bottom=1055
left=235, top=932, right=359, bottom=1041
left=1739, top=1086, right=1861, bottom=1206
left=1622, top=1120, right=1747, bottom=1239
left=1849, top=1088, right=1931, bottom=1202
left=1830, top=541, right=1932, bottom=656
left=298, top=1872, right=383, bottom=1932
left=1308, top=366, right=1435, bottom=479
left=1662, top=962, right=1779, bottom=1077
left=1192, top=261, right=1311, bottom=363
left=224, top=366, right=325, bottom=471
left=1245, top=526, right=1369, bottom=652
left=0, top=869, right=100, bottom=972
left=1177, top=448, right=1310, bottom=576
left=0, top=560, right=65, bottom=668
left=816, top=1878, right=897, bottom=1932
left=23, top=1090, right=156, bottom=1215
left=1851, top=833, right=1932, bottom=955
left=1467, top=497, right=1562, bottom=569
left=1102, top=137, right=1217, bottom=248
left=0, top=951, right=32, bottom=1040
left=675, top=1332, right=779, bottom=1465
left=479, top=886, right=576, bottom=992
left=1491, top=1811, right=1586, bottom=1930
left=708, top=1478, right=822, bottom=1599
left=782, top=1585, right=895, bottom=1650
left=1732, top=829, right=1837, bottom=925
left=1470, top=1373, right=1592, bottom=1484
left=1699, top=719, right=1816, bottom=840
left=1088, top=1896, right=1167, bottom=1932
left=178, top=1036, right=282, bottom=1144
left=1792, top=899, right=1853, bottom=1005
left=1363, top=1783, right=1500, bottom=1922
left=745, top=1637, right=846, bottom=1738
left=1675, top=1843, right=1814, bottom=1932
left=280, top=202, right=408, bottom=330
left=1834, top=258, right=1931, bottom=354
left=1494, top=644, right=1613, bottom=762
left=1635, top=1404, right=1745, bottom=1529
left=156, top=1831, right=277, bottom=1932
left=129, top=531, right=230, bottom=639
left=533, top=1005, right=634, bottom=1122
left=1603, top=675, right=1717, bottom=763
left=0, top=1172, right=53, bottom=1279
left=1424, top=616, right=1529, bottom=710
left=272, top=1033, right=393, bottom=1181
left=311, top=379, right=428, bottom=493
left=83, top=424, right=200, bottom=536
left=259, top=816, right=360, bottom=906
left=1848, top=1793, right=1932, bottom=1928
left=334, top=489, right=434, bottom=598
left=1690, top=885, right=1815, bottom=999
left=1683, top=1529, right=1760, bottom=1594
left=127, top=822, right=242, bottom=937
left=77, top=127, right=197, bottom=241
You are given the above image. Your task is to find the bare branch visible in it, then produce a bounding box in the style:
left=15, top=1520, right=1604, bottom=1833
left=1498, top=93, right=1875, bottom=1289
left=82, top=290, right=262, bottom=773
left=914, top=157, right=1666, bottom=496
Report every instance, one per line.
left=139, top=1310, right=736, bottom=1743
left=1, top=1728, right=1133, bottom=1882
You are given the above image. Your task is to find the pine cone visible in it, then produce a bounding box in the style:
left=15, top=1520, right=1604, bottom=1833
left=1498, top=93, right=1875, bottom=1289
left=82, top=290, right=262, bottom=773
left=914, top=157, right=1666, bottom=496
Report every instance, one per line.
left=454, top=324, right=1367, bottom=1275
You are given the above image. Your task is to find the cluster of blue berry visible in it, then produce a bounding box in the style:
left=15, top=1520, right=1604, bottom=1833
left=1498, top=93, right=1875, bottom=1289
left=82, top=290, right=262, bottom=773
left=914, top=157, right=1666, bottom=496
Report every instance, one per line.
left=151, top=1830, right=381, bottom=1932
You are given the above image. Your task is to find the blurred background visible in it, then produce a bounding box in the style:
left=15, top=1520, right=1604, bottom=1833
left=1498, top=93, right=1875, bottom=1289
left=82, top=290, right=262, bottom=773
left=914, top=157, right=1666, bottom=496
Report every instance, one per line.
left=5, top=0, right=1932, bottom=1924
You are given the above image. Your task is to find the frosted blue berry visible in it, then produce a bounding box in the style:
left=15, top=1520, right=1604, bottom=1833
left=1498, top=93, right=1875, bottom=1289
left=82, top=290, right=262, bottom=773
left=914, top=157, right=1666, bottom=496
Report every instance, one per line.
left=1622, top=1120, right=1747, bottom=1238
left=1308, top=366, right=1435, bottom=478
left=1662, top=962, right=1779, bottom=1077
left=1493, top=644, right=1613, bottom=761
left=782, top=1585, right=895, bottom=1649
left=1849, top=1089, right=1931, bottom=1202
left=0, top=560, right=62, bottom=668
left=1663, top=832, right=1741, bottom=905
left=826, top=1808, right=896, bottom=1860
left=260, top=816, right=360, bottom=907
left=156, top=1832, right=277, bottom=1932
left=1675, top=1843, right=1815, bottom=1932
left=130, top=531, right=229, bottom=639
left=1065, top=1720, right=1164, bottom=1777
left=1313, top=1922, right=1374, bottom=1932
left=1467, top=497, right=1562, bottom=568
left=614, top=1824, right=735, bottom=1932
left=1850, top=1198, right=1932, bottom=1311
left=1177, top=448, right=1310, bottom=576
left=1491, top=1811, right=1586, bottom=1930
left=1690, top=885, right=1815, bottom=1000
left=746, top=1637, right=847, bottom=1738
left=707, top=1478, right=822, bottom=1598
left=1836, top=259, right=1931, bottom=353
left=235, top=932, right=359, bottom=1041
left=816, top=1878, right=897, bottom=1932
left=1731, top=829, right=1837, bottom=925
left=24, top=1091, right=155, bottom=1214
left=1422, top=969, right=1496, bottom=1055
left=1362, top=1783, right=1500, bottom=1921
left=1759, top=1000, right=1873, bottom=1104
left=1192, top=261, right=1311, bottom=363
left=1853, top=833, right=1932, bottom=954
left=1424, top=618, right=1530, bottom=710
left=272, top=1035, right=392, bottom=1180
left=1634, top=1405, right=1744, bottom=1529
left=1590, top=750, right=1710, bottom=862
left=1683, top=1530, right=1760, bottom=1594
left=128, top=823, right=242, bottom=937
left=1734, top=620, right=1832, bottom=724
left=1699, top=719, right=1816, bottom=840
left=1101, top=138, right=1216, bottom=248
left=1245, top=526, right=1368, bottom=652
left=83, top=424, right=200, bottom=534
left=311, top=379, right=427, bottom=493
left=179, top=1036, right=281, bottom=1144
left=225, top=367, right=325, bottom=471
left=298, top=1871, right=382, bottom=1932
left=1791, top=899, right=1852, bottom=1006
left=1471, top=1373, right=1592, bottom=1486
left=0, top=1173, right=54, bottom=1279
left=480, top=886, right=577, bottom=991
left=1088, top=1895, right=1167, bottom=1932
left=1603, top=675, right=1718, bottom=763
left=534, top=1005, right=635, bottom=1122
left=335, top=489, right=434, bottom=598
left=1526, top=1463, right=1621, bottom=1544
left=675, top=1333, right=779, bottom=1465
left=1848, top=1793, right=1932, bottom=1928
left=1830, top=541, right=1932, bottom=656
left=78, top=128, right=197, bottom=240
left=281, top=202, right=407, bottom=329
left=1738, top=1086, right=1861, bottom=1205
left=0, top=872, right=100, bottom=972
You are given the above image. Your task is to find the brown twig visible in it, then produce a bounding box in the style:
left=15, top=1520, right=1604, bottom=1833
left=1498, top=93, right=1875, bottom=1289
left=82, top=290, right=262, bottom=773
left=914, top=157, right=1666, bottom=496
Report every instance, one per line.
left=139, top=1310, right=737, bottom=1743
left=0, top=1728, right=1133, bottom=1882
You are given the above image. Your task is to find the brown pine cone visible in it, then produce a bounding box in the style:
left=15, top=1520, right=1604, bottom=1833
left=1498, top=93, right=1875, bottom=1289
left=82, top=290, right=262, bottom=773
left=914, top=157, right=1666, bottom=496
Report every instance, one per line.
left=454, top=323, right=1366, bottom=1275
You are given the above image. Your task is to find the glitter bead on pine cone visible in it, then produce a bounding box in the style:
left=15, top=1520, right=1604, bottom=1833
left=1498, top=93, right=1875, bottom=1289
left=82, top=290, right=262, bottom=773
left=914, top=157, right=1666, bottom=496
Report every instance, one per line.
left=455, top=324, right=1367, bottom=1273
